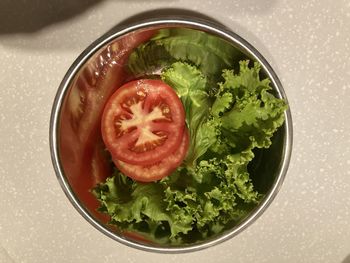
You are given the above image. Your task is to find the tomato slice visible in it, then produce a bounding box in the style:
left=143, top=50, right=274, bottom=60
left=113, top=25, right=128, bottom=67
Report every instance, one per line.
left=101, top=79, right=185, bottom=166
left=115, top=128, right=189, bottom=182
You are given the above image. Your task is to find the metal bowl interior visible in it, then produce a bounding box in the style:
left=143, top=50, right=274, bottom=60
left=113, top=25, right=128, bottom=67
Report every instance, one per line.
left=50, top=18, right=293, bottom=253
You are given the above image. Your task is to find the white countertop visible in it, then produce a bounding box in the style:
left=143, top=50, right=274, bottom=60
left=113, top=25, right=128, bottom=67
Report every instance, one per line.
left=1, top=0, right=350, bottom=262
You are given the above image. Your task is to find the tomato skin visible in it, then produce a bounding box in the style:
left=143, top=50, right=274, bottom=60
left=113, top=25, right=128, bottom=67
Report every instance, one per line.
left=101, top=79, right=186, bottom=166
left=114, top=128, right=189, bottom=182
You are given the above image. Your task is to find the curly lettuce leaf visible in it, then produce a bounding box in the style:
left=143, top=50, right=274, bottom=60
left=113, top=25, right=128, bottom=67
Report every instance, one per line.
left=93, top=150, right=261, bottom=243
left=161, top=62, right=216, bottom=168
left=127, top=28, right=244, bottom=87
left=93, top=171, right=193, bottom=243
left=210, top=61, right=287, bottom=151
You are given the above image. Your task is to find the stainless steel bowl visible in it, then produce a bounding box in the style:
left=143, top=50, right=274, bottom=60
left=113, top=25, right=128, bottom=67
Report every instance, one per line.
left=49, top=17, right=293, bottom=253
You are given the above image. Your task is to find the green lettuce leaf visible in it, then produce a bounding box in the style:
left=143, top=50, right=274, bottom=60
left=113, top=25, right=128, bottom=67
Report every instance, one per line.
left=94, top=150, right=261, bottom=243
left=216, top=61, right=287, bottom=151
left=93, top=171, right=193, bottom=243
left=161, top=62, right=216, bottom=168
left=127, top=28, right=244, bottom=88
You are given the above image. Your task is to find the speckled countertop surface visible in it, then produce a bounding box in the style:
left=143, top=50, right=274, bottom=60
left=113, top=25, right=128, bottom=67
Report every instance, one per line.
left=0, top=0, right=350, bottom=262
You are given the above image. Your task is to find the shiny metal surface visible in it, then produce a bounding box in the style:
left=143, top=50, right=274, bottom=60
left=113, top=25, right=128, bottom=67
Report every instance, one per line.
left=49, top=18, right=293, bottom=253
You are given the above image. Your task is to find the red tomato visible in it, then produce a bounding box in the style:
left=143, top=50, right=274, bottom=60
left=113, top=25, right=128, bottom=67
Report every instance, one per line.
left=114, top=128, right=189, bottom=182
left=101, top=79, right=186, bottom=166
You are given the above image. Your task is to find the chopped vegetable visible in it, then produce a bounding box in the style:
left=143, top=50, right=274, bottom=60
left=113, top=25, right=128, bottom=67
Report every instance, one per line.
left=101, top=79, right=186, bottom=167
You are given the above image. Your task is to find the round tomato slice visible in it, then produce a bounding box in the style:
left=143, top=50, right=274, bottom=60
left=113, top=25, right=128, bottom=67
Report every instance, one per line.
left=114, top=128, right=189, bottom=182
left=101, top=79, right=185, bottom=166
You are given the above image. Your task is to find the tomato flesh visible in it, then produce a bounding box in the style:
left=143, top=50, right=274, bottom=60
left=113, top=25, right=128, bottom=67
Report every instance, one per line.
left=101, top=79, right=185, bottom=166
left=115, top=128, right=189, bottom=182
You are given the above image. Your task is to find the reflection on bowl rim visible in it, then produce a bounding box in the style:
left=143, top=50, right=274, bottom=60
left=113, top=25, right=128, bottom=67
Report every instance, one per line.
left=49, top=17, right=293, bottom=253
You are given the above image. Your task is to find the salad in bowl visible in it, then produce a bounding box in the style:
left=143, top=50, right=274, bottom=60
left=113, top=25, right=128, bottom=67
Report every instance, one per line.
left=50, top=18, right=292, bottom=252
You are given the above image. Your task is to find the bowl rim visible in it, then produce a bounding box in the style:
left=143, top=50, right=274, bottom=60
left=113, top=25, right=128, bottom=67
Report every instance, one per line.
left=49, top=17, right=293, bottom=253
